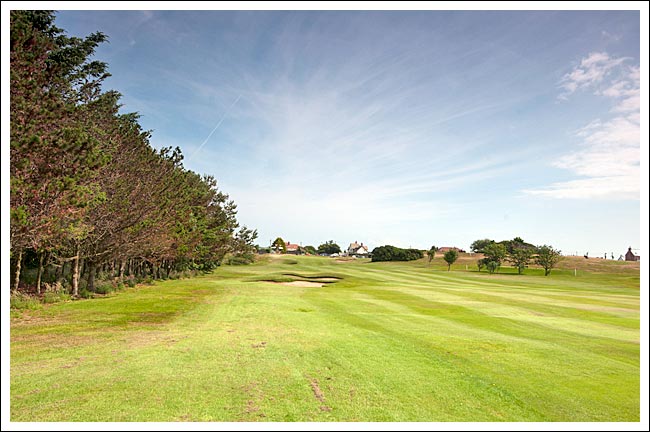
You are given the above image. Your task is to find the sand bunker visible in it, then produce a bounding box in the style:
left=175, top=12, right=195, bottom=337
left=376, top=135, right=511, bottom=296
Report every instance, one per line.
left=282, top=273, right=342, bottom=281
left=277, top=281, right=325, bottom=287
left=262, top=280, right=325, bottom=287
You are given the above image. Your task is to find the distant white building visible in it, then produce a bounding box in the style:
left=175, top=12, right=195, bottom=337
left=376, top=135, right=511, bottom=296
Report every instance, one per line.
left=347, top=241, right=369, bottom=257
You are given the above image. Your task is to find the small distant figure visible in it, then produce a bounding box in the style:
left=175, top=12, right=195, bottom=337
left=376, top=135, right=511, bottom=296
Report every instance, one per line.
left=604, top=253, right=607, bottom=259
left=584, top=252, right=589, bottom=259
left=611, top=253, right=614, bottom=260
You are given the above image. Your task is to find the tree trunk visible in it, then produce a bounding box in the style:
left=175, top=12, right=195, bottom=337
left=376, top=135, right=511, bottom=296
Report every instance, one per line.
left=72, top=248, right=80, bottom=297
left=119, top=260, right=126, bottom=281
left=55, top=260, right=63, bottom=282
left=36, top=252, right=45, bottom=294
left=87, top=261, right=96, bottom=292
left=13, top=250, right=23, bottom=292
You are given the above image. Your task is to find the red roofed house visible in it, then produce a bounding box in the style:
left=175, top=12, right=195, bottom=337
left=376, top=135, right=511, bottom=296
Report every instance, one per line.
left=285, top=241, right=303, bottom=255
left=437, top=246, right=466, bottom=253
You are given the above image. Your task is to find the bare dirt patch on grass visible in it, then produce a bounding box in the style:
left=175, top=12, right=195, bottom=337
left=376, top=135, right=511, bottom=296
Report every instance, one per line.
left=308, top=377, right=332, bottom=412
left=239, top=381, right=267, bottom=420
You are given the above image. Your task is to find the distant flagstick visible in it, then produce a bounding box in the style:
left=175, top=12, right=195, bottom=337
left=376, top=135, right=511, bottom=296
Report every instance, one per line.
left=187, top=94, right=242, bottom=162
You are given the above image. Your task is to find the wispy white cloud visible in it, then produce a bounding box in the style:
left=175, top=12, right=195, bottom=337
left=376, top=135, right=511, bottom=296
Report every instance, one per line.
left=526, top=53, right=639, bottom=200
left=523, top=175, right=638, bottom=200
left=601, top=30, right=622, bottom=42
left=525, top=113, right=639, bottom=200
left=558, top=52, right=629, bottom=99
left=54, top=10, right=643, bottom=253
left=183, top=20, right=540, bottom=249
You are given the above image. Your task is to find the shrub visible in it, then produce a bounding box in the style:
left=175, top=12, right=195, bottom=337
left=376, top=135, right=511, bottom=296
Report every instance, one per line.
left=43, top=291, right=71, bottom=303
left=371, top=245, right=424, bottom=262
left=43, top=281, right=65, bottom=294
left=78, top=289, right=94, bottom=299
left=10, top=292, right=42, bottom=310
left=40, top=282, right=72, bottom=303
left=181, top=270, right=199, bottom=279
left=94, top=282, right=114, bottom=295
left=486, top=260, right=499, bottom=274
left=226, top=252, right=256, bottom=265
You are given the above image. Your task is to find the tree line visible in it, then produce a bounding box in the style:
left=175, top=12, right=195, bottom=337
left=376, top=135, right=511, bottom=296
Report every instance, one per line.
left=264, top=238, right=342, bottom=256
left=368, top=238, right=562, bottom=276
left=470, top=238, right=561, bottom=276
left=10, top=11, right=256, bottom=298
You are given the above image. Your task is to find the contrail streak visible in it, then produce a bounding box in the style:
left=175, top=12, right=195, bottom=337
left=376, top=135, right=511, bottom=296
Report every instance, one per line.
left=187, top=94, right=241, bottom=162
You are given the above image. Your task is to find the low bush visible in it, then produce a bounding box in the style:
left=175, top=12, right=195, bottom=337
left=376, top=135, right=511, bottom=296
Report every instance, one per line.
left=78, top=289, right=94, bottom=299
left=43, top=291, right=71, bottom=303
left=10, top=292, right=42, bottom=310
left=41, top=282, right=72, bottom=303
left=94, top=282, right=115, bottom=295
left=227, top=253, right=256, bottom=265
left=371, top=245, right=424, bottom=262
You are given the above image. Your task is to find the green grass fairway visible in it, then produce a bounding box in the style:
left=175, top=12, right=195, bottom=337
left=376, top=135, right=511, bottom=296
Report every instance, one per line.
left=10, top=255, right=640, bottom=421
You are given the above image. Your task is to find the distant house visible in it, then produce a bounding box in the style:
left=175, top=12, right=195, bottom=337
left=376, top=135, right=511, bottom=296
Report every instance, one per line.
left=285, top=242, right=303, bottom=255
left=347, top=241, right=369, bottom=257
left=437, top=246, right=466, bottom=254
left=625, top=247, right=640, bottom=262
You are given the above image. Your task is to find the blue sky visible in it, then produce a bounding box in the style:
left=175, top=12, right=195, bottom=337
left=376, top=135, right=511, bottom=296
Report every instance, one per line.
left=54, top=9, right=644, bottom=256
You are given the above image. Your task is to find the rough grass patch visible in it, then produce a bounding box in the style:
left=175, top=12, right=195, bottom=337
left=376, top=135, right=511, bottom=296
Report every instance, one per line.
left=10, top=292, right=42, bottom=310
left=42, top=291, right=71, bottom=304
left=94, top=281, right=115, bottom=295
